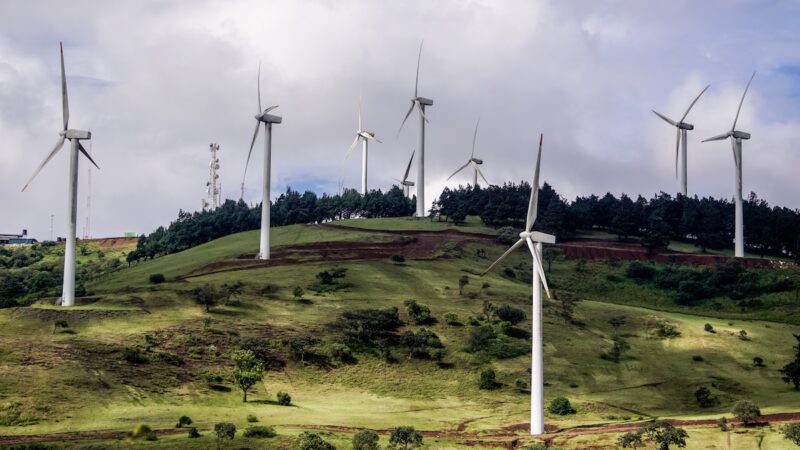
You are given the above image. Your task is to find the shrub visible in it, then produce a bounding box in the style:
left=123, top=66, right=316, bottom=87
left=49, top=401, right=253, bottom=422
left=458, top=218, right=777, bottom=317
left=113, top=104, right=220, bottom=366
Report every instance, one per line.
left=202, top=371, right=223, bottom=383
left=502, top=267, right=516, bottom=279
left=277, top=391, right=292, bottom=406
left=496, top=227, right=518, bottom=245
left=704, top=323, right=715, bottom=333
left=515, top=379, right=528, bottom=392
left=753, top=356, right=765, bottom=367
left=692, top=355, right=704, bottom=362
left=391, top=254, right=405, bottom=263
left=214, top=422, right=236, bottom=447
left=293, top=286, right=304, bottom=300
left=297, top=431, right=336, bottom=450
left=548, top=397, right=576, bottom=415
left=739, top=330, right=749, bottom=341
left=718, top=416, right=728, bottom=431
left=443, top=312, right=460, bottom=325
left=468, top=325, right=496, bottom=352
left=243, top=425, right=276, bottom=438
left=617, top=431, right=644, bottom=449
left=495, top=305, right=526, bottom=325
left=732, top=400, right=761, bottom=426
left=122, top=347, right=149, bottom=364
left=654, top=321, right=681, bottom=338
left=352, top=429, right=380, bottom=450
left=145, top=431, right=158, bottom=441
left=479, top=369, right=497, bottom=390
left=626, top=261, right=656, bottom=281
left=781, top=422, right=800, bottom=446
left=600, top=337, right=630, bottom=363
left=403, top=299, right=432, bottom=324
left=246, top=414, right=258, bottom=423
left=333, top=307, right=401, bottom=346
left=694, top=386, right=716, bottom=408
left=481, top=282, right=490, bottom=289
left=175, top=415, right=192, bottom=428
left=188, top=427, right=200, bottom=438
left=53, top=319, right=69, bottom=334
left=328, top=343, right=354, bottom=364
left=149, top=273, right=165, bottom=284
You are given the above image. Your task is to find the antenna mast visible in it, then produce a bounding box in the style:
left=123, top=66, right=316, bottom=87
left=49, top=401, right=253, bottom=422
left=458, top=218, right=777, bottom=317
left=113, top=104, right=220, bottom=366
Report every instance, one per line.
left=204, top=143, right=221, bottom=210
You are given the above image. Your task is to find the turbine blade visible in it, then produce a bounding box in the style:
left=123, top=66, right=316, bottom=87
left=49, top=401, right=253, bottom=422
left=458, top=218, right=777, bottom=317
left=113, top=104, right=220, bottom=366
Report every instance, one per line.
left=243, top=121, right=261, bottom=184
left=447, top=161, right=471, bottom=180
left=369, top=135, right=382, bottom=144
left=60, top=42, right=69, bottom=131
left=414, top=40, right=423, bottom=98
left=398, top=101, right=415, bottom=136
left=526, top=134, right=543, bottom=231
left=264, top=105, right=279, bottom=114
left=651, top=110, right=676, bottom=127
left=257, top=61, right=262, bottom=114
left=476, top=165, right=489, bottom=186
left=22, top=137, right=66, bottom=191
left=416, top=101, right=429, bottom=123
left=78, top=142, right=99, bottom=169
left=732, top=71, right=756, bottom=131
left=527, top=237, right=551, bottom=299
left=702, top=132, right=729, bottom=143
left=345, top=135, right=360, bottom=158
left=471, top=117, right=480, bottom=158
left=675, top=127, right=680, bottom=180
left=403, top=150, right=415, bottom=181
left=679, top=84, right=710, bottom=122
left=481, top=238, right=525, bottom=276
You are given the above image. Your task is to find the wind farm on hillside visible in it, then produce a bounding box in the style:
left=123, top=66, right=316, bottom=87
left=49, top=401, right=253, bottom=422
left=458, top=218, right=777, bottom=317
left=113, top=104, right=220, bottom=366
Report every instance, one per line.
left=2, top=2, right=800, bottom=450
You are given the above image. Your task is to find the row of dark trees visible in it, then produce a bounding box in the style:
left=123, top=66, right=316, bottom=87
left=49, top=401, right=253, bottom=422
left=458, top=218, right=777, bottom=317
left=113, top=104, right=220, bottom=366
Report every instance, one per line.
left=431, top=183, right=800, bottom=260
left=128, top=187, right=414, bottom=263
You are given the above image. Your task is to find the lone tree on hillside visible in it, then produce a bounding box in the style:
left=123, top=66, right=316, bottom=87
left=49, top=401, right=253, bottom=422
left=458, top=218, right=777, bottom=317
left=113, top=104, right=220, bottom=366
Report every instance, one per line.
left=352, top=429, right=380, bottom=450
left=214, top=422, right=236, bottom=450
left=733, top=400, right=761, bottom=426
left=782, top=423, right=800, bottom=447
left=608, top=315, right=626, bottom=335
left=542, top=247, right=564, bottom=273
left=780, top=334, right=800, bottom=391
left=640, top=420, right=689, bottom=450
left=617, top=431, right=645, bottom=449
left=458, top=275, right=469, bottom=295
left=231, top=349, right=264, bottom=402
left=389, top=426, right=423, bottom=450
left=191, top=283, right=224, bottom=313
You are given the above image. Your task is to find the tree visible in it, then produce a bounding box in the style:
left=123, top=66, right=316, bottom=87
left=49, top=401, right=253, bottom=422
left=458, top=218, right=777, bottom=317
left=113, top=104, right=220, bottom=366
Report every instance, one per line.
left=404, top=299, right=431, bottom=324
left=617, top=431, right=645, bottom=449
left=608, top=315, right=626, bottom=335
left=640, top=420, right=688, bottom=450
left=191, top=283, right=223, bottom=313
left=214, top=422, right=236, bottom=450
left=231, top=349, right=264, bottom=402
left=482, top=301, right=496, bottom=321
left=547, top=397, right=576, bottom=415
left=293, top=286, right=305, bottom=301
left=601, top=337, right=630, bottom=363
left=781, top=334, right=800, bottom=391
left=495, top=304, right=526, bottom=325
left=733, top=400, right=761, bottom=426
left=479, top=368, right=497, bottom=390
left=297, top=431, right=336, bottom=450
left=555, top=291, right=578, bottom=324
left=459, top=275, right=469, bottom=295
left=781, top=423, right=800, bottom=446
left=285, top=336, right=320, bottom=363
left=222, top=281, right=244, bottom=304
left=352, top=429, right=380, bottom=450
left=542, top=247, right=564, bottom=273
left=277, top=391, right=292, bottom=406
left=389, top=426, right=423, bottom=450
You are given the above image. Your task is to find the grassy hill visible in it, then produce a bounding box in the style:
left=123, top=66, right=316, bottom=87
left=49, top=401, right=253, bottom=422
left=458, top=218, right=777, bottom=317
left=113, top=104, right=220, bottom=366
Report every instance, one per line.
left=1, top=218, right=799, bottom=449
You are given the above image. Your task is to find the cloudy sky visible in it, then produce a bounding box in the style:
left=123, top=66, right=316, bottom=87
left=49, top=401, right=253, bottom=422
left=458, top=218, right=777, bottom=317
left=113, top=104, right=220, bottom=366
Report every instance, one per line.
left=1, top=0, right=798, bottom=240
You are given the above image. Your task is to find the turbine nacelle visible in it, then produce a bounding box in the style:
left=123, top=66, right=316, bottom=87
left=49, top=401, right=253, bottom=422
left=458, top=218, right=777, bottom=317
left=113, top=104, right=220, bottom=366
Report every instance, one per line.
left=677, top=122, right=694, bottom=130
left=358, top=131, right=378, bottom=140
left=470, top=158, right=483, bottom=165
left=732, top=130, right=751, bottom=140
left=519, top=230, right=556, bottom=244
left=415, top=96, right=433, bottom=106
left=255, top=112, right=282, bottom=124
left=61, top=129, right=91, bottom=140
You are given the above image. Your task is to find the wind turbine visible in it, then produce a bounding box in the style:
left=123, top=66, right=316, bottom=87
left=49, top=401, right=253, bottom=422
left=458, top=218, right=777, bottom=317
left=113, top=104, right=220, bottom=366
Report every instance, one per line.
left=482, top=134, right=554, bottom=435
left=393, top=150, right=415, bottom=197
left=398, top=40, right=433, bottom=217
left=242, top=62, right=282, bottom=260
left=346, top=96, right=381, bottom=195
left=652, top=84, right=710, bottom=196
left=702, top=71, right=756, bottom=258
left=22, top=42, right=99, bottom=307
left=447, top=118, right=488, bottom=187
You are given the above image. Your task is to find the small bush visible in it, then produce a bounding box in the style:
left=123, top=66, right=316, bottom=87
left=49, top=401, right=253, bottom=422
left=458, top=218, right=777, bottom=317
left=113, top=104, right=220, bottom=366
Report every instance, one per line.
left=502, top=267, right=516, bottom=279
left=695, top=386, right=716, bottom=408
left=404, top=299, right=432, bottom=324
left=352, top=429, right=380, bottom=450
left=277, top=391, right=292, bottom=406
left=718, top=416, right=728, bottom=431
left=297, top=431, right=336, bottom=450
left=626, top=261, right=656, bottom=280
left=328, top=343, right=354, bottom=364
left=515, top=379, right=529, bottom=392
left=145, top=431, right=157, bottom=441
left=122, top=347, right=149, bottom=364
left=739, top=330, right=749, bottom=341
left=175, top=415, right=192, bottom=428
left=479, top=369, right=498, bottom=390
left=149, top=273, right=165, bottom=284
left=753, top=356, right=765, bottom=367
left=692, top=355, right=704, bottom=362
left=247, top=414, right=258, bottom=423
left=548, top=397, right=576, bottom=415
left=704, top=323, right=715, bottom=333
left=495, top=305, right=526, bottom=325
left=654, top=321, right=681, bottom=338
left=188, top=427, right=200, bottom=438
left=391, top=254, right=405, bottom=263
left=214, top=422, right=236, bottom=445
left=443, top=312, right=460, bottom=325
left=202, top=371, right=223, bottom=383
left=243, top=425, right=276, bottom=438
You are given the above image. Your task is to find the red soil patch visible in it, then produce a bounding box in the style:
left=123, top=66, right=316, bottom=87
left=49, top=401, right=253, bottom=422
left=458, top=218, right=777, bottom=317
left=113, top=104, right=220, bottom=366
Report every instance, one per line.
left=79, top=236, right=137, bottom=250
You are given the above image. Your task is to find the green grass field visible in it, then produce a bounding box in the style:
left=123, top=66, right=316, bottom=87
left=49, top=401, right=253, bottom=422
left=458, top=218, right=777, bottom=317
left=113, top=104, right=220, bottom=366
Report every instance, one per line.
left=1, top=217, right=798, bottom=449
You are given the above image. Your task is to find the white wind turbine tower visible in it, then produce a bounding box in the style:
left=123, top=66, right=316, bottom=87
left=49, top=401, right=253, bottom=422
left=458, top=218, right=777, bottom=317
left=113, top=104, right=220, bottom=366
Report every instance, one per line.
left=346, top=96, right=381, bottom=195
left=652, top=84, right=710, bottom=196
left=702, top=71, right=756, bottom=258
left=22, top=43, right=100, bottom=307
left=242, top=63, right=282, bottom=260
left=447, top=119, right=488, bottom=187
left=482, top=134, right=554, bottom=435
left=393, top=150, right=415, bottom=198
left=398, top=41, right=433, bottom=217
